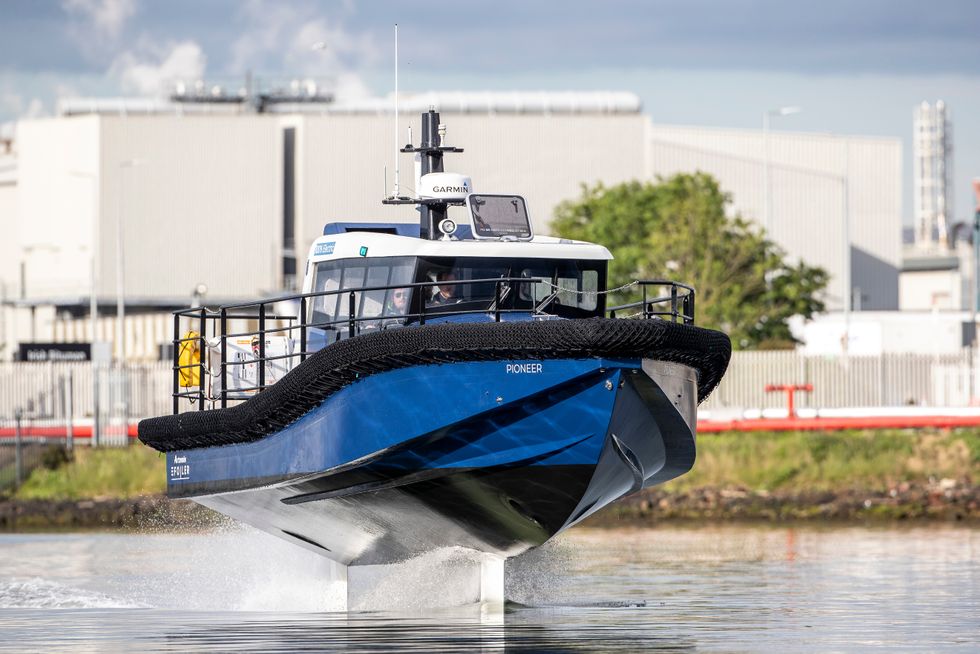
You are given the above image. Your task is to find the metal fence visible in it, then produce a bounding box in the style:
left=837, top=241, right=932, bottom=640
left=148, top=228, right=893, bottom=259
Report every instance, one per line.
left=702, top=348, right=978, bottom=411
left=0, top=362, right=172, bottom=493
left=0, top=362, right=172, bottom=425
left=0, top=347, right=977, bottom=461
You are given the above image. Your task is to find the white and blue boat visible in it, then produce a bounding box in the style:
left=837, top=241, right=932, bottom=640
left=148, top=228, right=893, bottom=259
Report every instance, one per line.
left=139, top=110, right=730, bottom=596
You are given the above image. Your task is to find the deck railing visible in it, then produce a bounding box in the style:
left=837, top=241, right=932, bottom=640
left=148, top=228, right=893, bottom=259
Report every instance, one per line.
left=606, top=280, right=695, bottom=324
left=170, top=277, right=697, bottom=413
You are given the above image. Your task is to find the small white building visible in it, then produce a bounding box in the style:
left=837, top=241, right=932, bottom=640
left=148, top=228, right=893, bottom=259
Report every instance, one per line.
left=899, top=246, right=974, bottom=312
left=797, top=311, right=975, bottom=356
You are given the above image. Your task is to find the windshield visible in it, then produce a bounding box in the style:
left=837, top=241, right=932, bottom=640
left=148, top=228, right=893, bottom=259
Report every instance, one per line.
left=308, top=254, right=606, bottom=335
left=418, top=256, right=605, bottom=318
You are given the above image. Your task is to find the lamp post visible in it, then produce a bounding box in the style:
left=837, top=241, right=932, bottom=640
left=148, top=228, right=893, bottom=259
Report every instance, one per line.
left=115, top=158, right=143, bottom=444
left=763, top=106, right=802, bottom=234
left=68, top=170, right=99, bottom=348
left=116, top=159, right=143, bottom=364
left=68, top=169, right=100, bottom=446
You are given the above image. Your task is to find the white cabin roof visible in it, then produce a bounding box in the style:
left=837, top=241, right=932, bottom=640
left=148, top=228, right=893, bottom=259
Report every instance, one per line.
left=305, top=232, right=613, bottom=266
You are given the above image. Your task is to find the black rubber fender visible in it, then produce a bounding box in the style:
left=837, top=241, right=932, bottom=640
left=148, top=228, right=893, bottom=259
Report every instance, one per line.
left=139, top=318, right=731, bottom=452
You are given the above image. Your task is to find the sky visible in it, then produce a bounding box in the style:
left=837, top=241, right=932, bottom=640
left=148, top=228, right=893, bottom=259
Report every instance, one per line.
left=1, top=0, right=978, bottom=225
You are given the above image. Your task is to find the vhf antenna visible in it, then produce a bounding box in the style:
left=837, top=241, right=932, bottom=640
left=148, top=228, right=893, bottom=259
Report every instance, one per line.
left=392, top=23, right=400, bottom=198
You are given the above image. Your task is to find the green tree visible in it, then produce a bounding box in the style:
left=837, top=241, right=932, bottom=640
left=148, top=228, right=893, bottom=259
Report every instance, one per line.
left=552, top=173, right=828, bottom=349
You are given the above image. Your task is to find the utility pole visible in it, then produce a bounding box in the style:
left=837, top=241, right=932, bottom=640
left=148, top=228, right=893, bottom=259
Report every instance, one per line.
left=762, top=106, right=801, bottom=234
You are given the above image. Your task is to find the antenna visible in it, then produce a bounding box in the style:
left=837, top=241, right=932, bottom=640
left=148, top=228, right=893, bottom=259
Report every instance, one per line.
left=392, top=23, right=400, bottom=198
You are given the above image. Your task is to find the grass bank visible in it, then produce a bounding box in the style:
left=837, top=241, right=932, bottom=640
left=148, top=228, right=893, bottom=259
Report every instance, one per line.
left=674, top=429, right=978, bottom=493
left=12, top=445, right=165, bottom=500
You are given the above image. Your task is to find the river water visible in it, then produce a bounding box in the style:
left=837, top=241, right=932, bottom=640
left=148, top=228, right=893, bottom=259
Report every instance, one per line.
left=0, top=524, right=976, bottom=652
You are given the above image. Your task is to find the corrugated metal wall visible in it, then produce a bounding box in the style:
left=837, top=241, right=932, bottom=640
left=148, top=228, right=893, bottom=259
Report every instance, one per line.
left=648, top=125, right=902, bottom=311
left=50, top=313, right=171, bottom=361
left=98, top=115, right=282, bottom=300
left=11, top=112, right=647, bottom=310
left=296, top=113, right=647, bottom=256
left=0, top=177, right=18, bottom=293
left=14, top=116, right=100, bottom=298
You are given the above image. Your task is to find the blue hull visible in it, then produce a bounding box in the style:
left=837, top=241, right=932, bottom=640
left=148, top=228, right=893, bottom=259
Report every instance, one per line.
left=166, top=357, right=698, bottom=565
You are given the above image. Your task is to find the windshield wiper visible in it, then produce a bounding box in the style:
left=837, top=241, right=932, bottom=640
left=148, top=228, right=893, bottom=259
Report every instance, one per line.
left=487, top=282, right=512, bottom=313
left=534, top=269, right=562, bottom=315
left=487, top=268, right=513, bottom=314
left=534, top=289, right=561, bottom=314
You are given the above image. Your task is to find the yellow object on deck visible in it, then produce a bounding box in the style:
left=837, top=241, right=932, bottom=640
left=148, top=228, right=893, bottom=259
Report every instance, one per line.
left=178, top=330, right=201, bottom=387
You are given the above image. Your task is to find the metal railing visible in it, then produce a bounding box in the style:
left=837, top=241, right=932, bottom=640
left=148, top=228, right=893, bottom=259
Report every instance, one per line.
left=170, top=276, right=699, bottom=413
left=607, top=280, right=695, bottom=324
left=172, top=276, right=544, bottom=412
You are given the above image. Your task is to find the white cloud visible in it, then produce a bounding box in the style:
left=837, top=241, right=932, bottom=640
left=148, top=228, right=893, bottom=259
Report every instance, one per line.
left=229, top=1, right=377, bottom=100
left=334, top=72, right=371, bottom=101
left=109, top=41, right=207, bottom=96
left=62, top=0, right=136, bottom=40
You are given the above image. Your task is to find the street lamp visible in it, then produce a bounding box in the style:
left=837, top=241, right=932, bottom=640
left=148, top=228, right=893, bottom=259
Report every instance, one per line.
left=68, top=169, right=101, bottom=446
left=116, top=158, right=144, bottom=364
left=68, top=170, right=100, bottom=347
left=763, top=106, right=802, bottom=234
left=191, top=283, right=208, bottom=308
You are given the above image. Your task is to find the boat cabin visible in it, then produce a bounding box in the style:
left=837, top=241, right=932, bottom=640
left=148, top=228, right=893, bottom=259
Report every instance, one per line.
left=302, top=222, right=612, bottom=340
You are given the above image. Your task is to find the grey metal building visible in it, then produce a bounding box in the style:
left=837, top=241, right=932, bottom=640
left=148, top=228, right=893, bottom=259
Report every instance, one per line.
left=648, top=124, right=903, bottom=311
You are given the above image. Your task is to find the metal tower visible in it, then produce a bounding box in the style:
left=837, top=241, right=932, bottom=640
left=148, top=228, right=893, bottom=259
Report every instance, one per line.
left=913, top=101, right=953, bottom=250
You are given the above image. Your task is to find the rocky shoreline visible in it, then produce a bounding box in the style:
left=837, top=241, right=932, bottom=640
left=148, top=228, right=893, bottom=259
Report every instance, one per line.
left=0, top=496, right=220, bottom=531
left=590, top=479, right=979, bottom=524
left=2, top=479, right=977, bottom=531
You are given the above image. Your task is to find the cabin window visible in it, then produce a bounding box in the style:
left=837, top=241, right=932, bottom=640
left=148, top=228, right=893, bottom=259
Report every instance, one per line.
left=417, top=257, right=605, bottom=318
left=311, top=257, right=416, bottom=330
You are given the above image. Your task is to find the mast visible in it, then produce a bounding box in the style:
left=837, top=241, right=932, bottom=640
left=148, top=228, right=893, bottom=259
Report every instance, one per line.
left=383, top=109, right=463, bottom=240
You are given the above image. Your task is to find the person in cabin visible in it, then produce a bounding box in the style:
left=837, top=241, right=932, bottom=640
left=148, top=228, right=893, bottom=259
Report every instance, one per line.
left=431, top=270, right=461, bottom=305
left=381, top=287, right=410, bottom=328
left=386, top=288, right=409, bottom=315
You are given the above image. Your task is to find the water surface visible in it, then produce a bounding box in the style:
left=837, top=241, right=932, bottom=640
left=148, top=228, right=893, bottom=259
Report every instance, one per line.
left=0, top=525, right=976, bottom=652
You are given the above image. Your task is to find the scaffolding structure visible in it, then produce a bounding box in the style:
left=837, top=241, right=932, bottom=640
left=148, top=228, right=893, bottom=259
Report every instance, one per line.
left=913, top=101, right=953, bottom=250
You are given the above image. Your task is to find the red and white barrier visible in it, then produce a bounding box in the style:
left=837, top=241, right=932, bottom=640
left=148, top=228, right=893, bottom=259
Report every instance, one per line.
left=697, top=406, right=980, bottom=432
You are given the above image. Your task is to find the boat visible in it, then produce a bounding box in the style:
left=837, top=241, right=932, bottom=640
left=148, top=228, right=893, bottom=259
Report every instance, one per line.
left=138, top=109, right=731, bottom=604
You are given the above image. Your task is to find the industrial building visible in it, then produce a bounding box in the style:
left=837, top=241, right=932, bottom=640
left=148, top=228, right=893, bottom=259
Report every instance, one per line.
left=649, top=124, right=903, bottom=312
left=0, top=91, right=904, bottom=360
